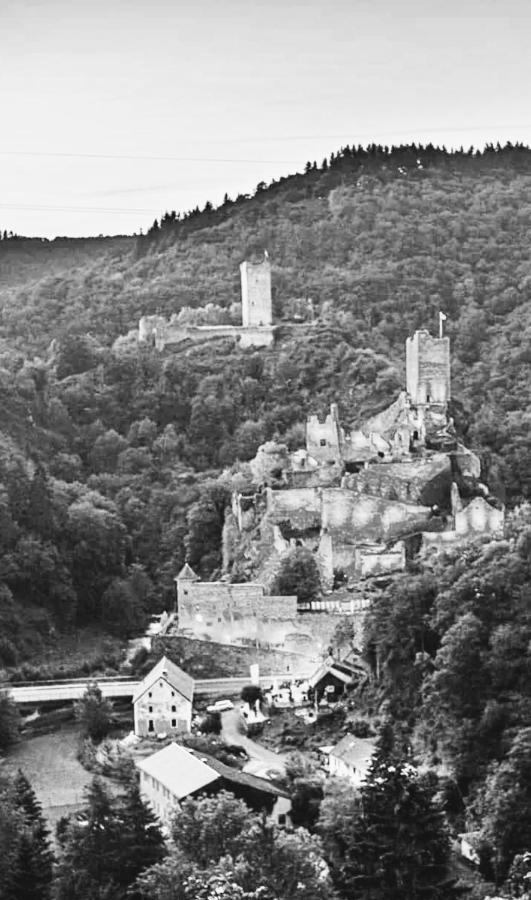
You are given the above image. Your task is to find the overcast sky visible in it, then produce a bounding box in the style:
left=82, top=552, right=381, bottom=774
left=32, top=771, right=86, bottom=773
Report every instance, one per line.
left=2, top=0, right=531, bottom=238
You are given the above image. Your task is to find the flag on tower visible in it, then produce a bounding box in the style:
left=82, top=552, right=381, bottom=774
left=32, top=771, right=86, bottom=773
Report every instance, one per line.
left=439, top=311, right=447, bottom=338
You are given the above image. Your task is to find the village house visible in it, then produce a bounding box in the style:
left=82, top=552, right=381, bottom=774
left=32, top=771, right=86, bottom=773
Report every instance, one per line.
left=137, top=741, right=291, bottom=829
left=323, top=734, right=376, bottom=785
left=132, top=656, right=194, bottom=737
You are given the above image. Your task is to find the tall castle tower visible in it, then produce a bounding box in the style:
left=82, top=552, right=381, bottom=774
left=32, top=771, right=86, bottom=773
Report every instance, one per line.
left=406, top=329, right=451, bottom=406
left=240, top=256, right=272, bottom=327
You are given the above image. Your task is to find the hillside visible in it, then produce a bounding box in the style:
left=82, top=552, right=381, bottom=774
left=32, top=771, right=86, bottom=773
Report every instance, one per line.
left=0, top=143, right=531, bottom=670
left=0, top=235, right=133, bottom=295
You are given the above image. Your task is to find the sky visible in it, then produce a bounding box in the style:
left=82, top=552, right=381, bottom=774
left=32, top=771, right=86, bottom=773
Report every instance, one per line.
left=2, top=0, right=531, bottom=238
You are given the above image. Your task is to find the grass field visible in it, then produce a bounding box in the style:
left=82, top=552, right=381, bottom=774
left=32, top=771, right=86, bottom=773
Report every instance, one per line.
left=1, top=724, right=113, bottom=837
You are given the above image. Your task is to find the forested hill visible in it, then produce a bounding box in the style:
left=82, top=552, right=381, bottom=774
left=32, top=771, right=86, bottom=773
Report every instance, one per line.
left=1, top=143, right=531, bottom=666
left=0, top=235, right=132, bottom=294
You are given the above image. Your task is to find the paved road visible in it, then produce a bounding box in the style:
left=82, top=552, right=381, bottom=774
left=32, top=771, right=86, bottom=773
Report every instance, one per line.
left=221, top=708, right=287, bottom=777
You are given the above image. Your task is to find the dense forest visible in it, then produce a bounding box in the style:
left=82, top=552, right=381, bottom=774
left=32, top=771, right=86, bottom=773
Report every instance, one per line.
left=1, top=142, right=531, bottom=897
left=1, top=143, right=531, bottom=668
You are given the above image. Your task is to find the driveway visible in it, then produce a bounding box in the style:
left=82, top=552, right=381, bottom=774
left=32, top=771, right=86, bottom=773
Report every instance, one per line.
left=221, top=708, right=287, bottom=777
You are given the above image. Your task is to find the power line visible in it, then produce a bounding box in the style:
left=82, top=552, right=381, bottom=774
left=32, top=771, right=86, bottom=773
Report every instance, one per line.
left=0, top=203, right=154, bottom=214
left=0, top=150, right=300, bottom=165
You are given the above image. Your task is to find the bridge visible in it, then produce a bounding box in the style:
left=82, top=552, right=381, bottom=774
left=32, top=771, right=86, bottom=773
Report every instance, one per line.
left=1, top=672, right=313, bottom=705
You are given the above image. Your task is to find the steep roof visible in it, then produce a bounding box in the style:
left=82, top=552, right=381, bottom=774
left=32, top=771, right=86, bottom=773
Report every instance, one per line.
left=175, top=562, right=199, bottom=581
left=137, top=742, right=219, bottom=800
left=308, top=659, right=355, bottom=688
left=132, top=656, right=194, bottom=704
left=329, top=734, right=376, bottom=771
left=188, top=750, right=290, bottom=799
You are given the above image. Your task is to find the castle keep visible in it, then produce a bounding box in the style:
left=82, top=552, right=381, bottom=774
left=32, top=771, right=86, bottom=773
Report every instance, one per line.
left=138, top=255, right=275, bottom=350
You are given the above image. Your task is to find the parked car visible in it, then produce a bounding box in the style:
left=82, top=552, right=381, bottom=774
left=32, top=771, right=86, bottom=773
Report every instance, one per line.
left=206, top=699, right=234, bottom=713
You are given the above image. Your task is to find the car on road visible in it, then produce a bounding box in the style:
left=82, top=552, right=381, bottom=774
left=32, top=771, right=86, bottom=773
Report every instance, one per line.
left=206, top=699, right=234, bottom=713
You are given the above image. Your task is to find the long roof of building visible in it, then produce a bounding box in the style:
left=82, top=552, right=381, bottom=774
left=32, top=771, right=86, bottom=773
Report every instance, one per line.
left=132, top=656, right=194, bottom=704
left=136, top=742, right=219, bottom=799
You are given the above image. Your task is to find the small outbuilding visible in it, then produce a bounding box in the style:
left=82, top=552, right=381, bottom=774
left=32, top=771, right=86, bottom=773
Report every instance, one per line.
left=133, top=656, right=194, bottom=737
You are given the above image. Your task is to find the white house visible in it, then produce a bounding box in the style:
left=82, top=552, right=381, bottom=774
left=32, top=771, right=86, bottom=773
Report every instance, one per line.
left=137, top=742, right=219, bottom=826
left=133, top=656, right=194, bottom=737
left=136, top=741, right=291, bottom=830
left=326, top=734, right=376, bottom=785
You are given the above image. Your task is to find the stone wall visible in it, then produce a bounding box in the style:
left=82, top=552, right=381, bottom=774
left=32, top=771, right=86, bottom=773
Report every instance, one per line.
left=266, top=486, right=321, bottom=530
left=177, top=579, right=298, bottom=644
left=343, top=454, right=452, bottom=507
left=455, top=497, right=504, bottom=535
left=152, top=635, right=315, bottom=678
left=321, top=488, right=432, bottom=543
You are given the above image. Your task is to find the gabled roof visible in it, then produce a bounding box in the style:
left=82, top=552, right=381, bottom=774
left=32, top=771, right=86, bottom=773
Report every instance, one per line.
left=308, top=659, right=355, bottom=688
left=137, top=742, right=219, bottom=800
left=329, top=734, right=376, bottom=769
left=132, top=656, right=194, bottom=704
left=188, top=750, right=290, bottom=799
left=175, top=563, right=199, bottom=581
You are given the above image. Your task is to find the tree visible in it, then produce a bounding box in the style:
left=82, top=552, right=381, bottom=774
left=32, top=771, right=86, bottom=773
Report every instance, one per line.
left=480, top=728, right=531, bottom=883
left=54, top=775, right=165, bottom=900
left=10, top=770, right=54, bottom=900
left=74, top=681, right=113, bottom=742
left=134, top=790, right=335, bottom=900
left=270, top=547, right=321, bottom=603
left=0, top=690, right=20, bottom=751
left=240, top=684, right=262, bottom=706
left=319, top=734, right=455, bottom=899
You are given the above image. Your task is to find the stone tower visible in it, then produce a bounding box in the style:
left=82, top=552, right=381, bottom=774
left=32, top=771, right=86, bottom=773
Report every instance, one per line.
left=406, top=329, right=451, bottom=406
left=240, top=256, right=272, bottom=327
left=174, top=562, right=199, bottom=615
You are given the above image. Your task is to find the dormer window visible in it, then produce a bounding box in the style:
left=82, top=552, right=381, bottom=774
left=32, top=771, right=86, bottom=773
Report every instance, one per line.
left=320, top=439, right=326, bottom=447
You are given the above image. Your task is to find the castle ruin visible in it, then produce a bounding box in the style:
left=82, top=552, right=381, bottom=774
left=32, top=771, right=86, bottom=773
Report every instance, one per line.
left=138, top=255, right=275, bottom=350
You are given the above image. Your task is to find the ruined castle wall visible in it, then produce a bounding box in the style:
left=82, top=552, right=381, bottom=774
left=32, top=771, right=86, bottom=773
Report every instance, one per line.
left=157, top=324, right=274, bottom=350
left=321, top=489, right=432, bottom=543
left=455, top=497, right=504, bottom=535
left=343, top=454, right=452, bottom=507
left=306, top=406, right=343, bottom=462
left=355, top=543, right=406, bottom=577
left=266, top=487, right=321, bottom=530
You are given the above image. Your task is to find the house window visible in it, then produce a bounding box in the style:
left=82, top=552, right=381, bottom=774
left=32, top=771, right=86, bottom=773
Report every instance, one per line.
left=171, top=691, right=175, bottom=697
left=278, top=813, right=287, bottom=825
left=148, top=692, right=152, bottom=698
left=171, top=719, right=176, bottom=728
left=148, top=720, right=154, bottom=732
left=148, top=706, right=153, bottom=713
left=320, top=439, right=326, bottom=447
left=171, top=705, right=176, bottom=712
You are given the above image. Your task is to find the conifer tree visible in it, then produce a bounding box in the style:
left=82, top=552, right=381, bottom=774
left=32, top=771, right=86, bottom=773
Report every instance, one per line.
left=320, top=725, right=457, bottom=899
left=11, top=770, right=54, bottom=900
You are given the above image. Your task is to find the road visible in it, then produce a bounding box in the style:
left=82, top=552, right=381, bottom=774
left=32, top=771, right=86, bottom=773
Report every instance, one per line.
left=3, top=672, right=312, bottom=705
left=221, top=708, right=287, bottom=777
